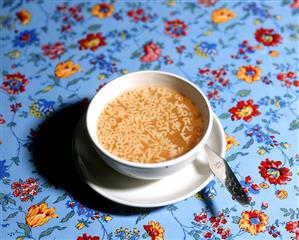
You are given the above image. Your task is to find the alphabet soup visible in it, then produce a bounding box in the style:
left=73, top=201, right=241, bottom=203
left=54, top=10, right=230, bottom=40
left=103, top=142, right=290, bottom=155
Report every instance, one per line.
left=97, top=86, right=203, bottom=163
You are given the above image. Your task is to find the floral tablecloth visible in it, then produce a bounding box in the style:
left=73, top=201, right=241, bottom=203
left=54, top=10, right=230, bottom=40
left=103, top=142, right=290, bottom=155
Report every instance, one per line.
left=1, top=0, right=299, bottom=239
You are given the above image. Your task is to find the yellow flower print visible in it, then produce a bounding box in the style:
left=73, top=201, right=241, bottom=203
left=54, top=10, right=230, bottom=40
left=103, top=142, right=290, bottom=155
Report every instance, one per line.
left=194, top=44, right=207, bottom=58
left=30, top=103, right=43, bottom=118
left=16, top=10, right=32, bottom=25
left=98, top=74, right=107, bottom=80
left=54, top=60, right=81, bottom=78
left=104, top=215, right=113, bottom=221
left=255, top=45, right=263, bottom=50
left=276, top=189, right=288, bottom=199
left=121, top=69, right=129, bottom=75
left=225, top=133, right=240, bottom=152
left=203, top=29, right=212, bottom=36
left=76, top=221, right=85, bottom=230
left=239, top=210, right=268, bottom=235
left=269, top=50, right=279, bottom=57
left=7, top=50, right=21, bottom=59
left=237, top=65, right=261, bottom=83
left=26, top=202, right=58, bottom=228
left=257, top=147, right=266, bottom=155
left=254, top=19, right=261, bottom=25
left=281, top=142, right=291, bottom=149
left=166, top=0, right=176, bottom=7
left=212, top=8, right=236, bottom=24
left=91, top=3, right=114, bottom=19
left=143, top=221, right=165, bottom=240
left=259, top=183, right=269, bottom=189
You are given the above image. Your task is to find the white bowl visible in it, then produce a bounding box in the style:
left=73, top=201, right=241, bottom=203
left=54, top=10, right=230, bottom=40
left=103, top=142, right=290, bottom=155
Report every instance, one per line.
left=86, top=71, right=213, bottom=180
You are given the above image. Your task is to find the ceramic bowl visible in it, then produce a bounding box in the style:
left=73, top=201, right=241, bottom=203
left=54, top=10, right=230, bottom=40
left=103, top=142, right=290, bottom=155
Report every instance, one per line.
left=86, top=71, right=213, bottom=180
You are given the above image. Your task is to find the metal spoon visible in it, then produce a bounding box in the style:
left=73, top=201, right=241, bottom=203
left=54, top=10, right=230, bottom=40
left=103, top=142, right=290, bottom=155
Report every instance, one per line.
left=204, top=144, right=250, bottom=206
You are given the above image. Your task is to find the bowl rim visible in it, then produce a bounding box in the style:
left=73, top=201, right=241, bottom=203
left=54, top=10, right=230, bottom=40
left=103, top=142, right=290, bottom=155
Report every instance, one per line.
left=86, top=70, right=213, bottom=169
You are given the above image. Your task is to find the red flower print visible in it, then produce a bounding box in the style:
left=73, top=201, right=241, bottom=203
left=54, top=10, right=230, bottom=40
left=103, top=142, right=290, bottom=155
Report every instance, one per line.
left=258, top=158, right=292, bottom=185
left=229, top=100, right=261, bottom=122
left=294, top=80, right=299, bottom=87
left=268, top=225, right=282, bottom=238
left=231, top=40, right=256, bottom=60
left=208, top=89, right=219, bottom=99
left=194, top=212, right=208, bottom=225
left=199, top=67, right=230, bottom=100
left=176, top=45, right=186, bottom=54
left=77, top=233, right=100, bottom=240
left=56, top=3, right=67, bottom=12
left=127, top=8, right=149, bottom=23
left=164, top=55, right=173, bottom=64
left=96, top=83, right=107, bottom=92
left=285, top=221, right=299, bottom=240
left=0, top=114, right=5, bottom=124
left=11, top=178, right=40, bottom=202
left=276, top=71, right=298, bottom=88
left=61, top=24, right=72, bottom=33
left=16, top=10, right=31, bottom=25
left=2, top=73, right=29, bottom=94
left=197, top=0, right=218, bottom=7
left=30, top=128, right=39, bottom=137
left=240, top=175, right=260, bottom=196
left=41, top=42, right=65, bottom=59
left=203, top=231, right=213, bottom=238
left=194, top=210, right=230, bottom=239
left=79, top=33, right=106, bottom=51
left=255, top=28, right=282, bottom=46
left=56, top=3, right=83, bottom=22
left=285, top=221, right=299, bottom=233
left=291, top=0, right=299, bottom=9
left=277, top=73, right=285, bottom=81
left=211, top=68, right=230, bottom=86
left=164, top=19, right=187, bottom=38
left=199, top=67, right=210, bottom=76
left=10, top=103, right=22, bottom=113
left=287, top=71, right=296, bottom=78
left=221, top=228, right=231, bottom=239
left=57, top=4, right=83, bottom=33
left=140, top=41, right=161, bottom=63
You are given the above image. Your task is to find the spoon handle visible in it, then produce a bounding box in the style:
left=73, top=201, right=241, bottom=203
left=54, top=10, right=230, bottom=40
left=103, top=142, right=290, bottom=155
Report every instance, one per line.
left=204, top=145, right=250, bottom=206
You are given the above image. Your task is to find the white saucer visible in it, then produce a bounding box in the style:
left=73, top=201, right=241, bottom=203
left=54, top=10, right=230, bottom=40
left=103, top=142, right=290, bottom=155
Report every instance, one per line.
left=73, top=114, right=225, bottom=208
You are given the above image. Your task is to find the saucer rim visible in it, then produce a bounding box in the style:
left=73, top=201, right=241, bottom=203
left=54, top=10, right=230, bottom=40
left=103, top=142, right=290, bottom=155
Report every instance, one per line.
left=72, top=113, right=225, bottom=208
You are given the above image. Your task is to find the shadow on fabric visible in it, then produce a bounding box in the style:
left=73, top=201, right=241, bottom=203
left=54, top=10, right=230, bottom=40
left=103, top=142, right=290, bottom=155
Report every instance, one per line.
left=31, top=101, right=218, bottom=217
left=31, top=101, right=160, bottom=215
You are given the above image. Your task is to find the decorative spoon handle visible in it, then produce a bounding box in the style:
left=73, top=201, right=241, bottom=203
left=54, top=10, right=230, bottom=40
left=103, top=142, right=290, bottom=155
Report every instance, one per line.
left=204, top=145, right=250, bottom=206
